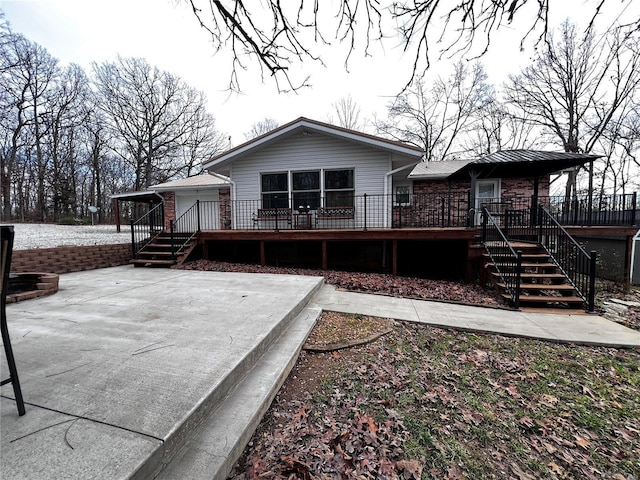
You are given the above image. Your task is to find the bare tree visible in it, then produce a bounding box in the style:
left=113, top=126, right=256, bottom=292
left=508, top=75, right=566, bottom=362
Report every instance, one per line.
left=0, top=30, right=57, bottom=220
left=327, top=95, right=362, bottom=131
left=504, top=21, right=640, bottom=198
left=464, top=99, right=543, bottom=155
left=92, top=56, right=224, bottom=190
left=42, top=63, right=90, bottom=219
left=181, top=0, right=638, bottom=91
left=244, top=117, right=280, bottom=141
left=375, top=61, right=492, bottom=161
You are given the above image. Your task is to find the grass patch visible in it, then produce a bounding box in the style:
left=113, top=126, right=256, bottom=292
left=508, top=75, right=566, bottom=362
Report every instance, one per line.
left=230, top=317, right=640, bottom=479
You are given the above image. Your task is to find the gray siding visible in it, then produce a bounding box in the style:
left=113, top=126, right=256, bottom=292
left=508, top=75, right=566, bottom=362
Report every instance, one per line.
left=229, top=133, right=397, bottom=228
left=231, top=133, right=392, bottom=200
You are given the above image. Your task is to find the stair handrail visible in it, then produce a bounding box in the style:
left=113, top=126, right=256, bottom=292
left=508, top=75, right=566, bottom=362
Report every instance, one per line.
left=170, top=200, right=201, bottom=261
left=481, top=206, right=522, bottom=310
left=131, top=202, right=165, bottom=258
left=538, top=205, right=597, bottom=312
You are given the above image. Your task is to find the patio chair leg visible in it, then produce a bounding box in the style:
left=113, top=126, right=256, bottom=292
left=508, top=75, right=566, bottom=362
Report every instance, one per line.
left=1, top=225, right=26, bottom=416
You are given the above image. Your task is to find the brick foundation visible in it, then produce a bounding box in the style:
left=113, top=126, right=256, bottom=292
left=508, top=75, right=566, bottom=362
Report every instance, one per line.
left=11, top=243, right=132, bottom=274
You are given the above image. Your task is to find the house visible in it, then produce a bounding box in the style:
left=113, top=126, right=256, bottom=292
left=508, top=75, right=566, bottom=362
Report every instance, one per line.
left=116, top=117, right=639, bottom=311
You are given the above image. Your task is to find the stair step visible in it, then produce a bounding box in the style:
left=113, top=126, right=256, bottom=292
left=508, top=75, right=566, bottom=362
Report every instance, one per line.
left=490, top=271, right=566, bottom=280
left=502, top=294, right=584, bottom=304
left=485, top=253, right=549, bottom=260
left=493, top=262, right=557, bottom=270
left=498, top=283, right=576, bottom=291
left=131, top=259, right=176, bottom=267
left=137, top=251, right=175, bottom=257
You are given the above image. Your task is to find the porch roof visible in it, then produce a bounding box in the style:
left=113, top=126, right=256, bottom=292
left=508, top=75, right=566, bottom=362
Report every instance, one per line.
left=409, top=150, right=601, bottom=181
left=152, top=173, right=230, bottom=191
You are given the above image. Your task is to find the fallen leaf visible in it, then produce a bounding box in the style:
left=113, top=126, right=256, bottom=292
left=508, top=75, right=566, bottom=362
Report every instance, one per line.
left=396, top=459, right=423, bottom=479
left=548, top=461, right=563, bottom=475
left=575, top=435, right=590, bottom=448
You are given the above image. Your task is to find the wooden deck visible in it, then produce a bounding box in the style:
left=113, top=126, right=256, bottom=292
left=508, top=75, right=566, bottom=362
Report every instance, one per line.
left=193, top=225, right=638, bottom=282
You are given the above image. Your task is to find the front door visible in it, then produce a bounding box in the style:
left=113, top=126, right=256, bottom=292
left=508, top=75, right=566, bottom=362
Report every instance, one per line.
left=475, top=179, right=500, bottom=225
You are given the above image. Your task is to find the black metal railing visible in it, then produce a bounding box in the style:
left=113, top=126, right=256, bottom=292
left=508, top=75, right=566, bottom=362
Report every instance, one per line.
left=481, top=207, right=522, bottom=309
left=155, top=191, right=636, bottom=233
left=538, top=205, right=597, bottom=312
left=130, top=202, right=164, bottom=258
left=169, top=200, right=200, bottom=260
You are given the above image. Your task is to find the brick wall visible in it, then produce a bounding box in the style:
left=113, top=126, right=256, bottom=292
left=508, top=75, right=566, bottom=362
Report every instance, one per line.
left=11, top=243, right=132, bottom=274
left=501, top=177, right=550, bottom=198
left=162, top=191, right=176, bottom=230
left=219, top=187, right=232, bottom=230
left=413, top=176, right=550, bottom=198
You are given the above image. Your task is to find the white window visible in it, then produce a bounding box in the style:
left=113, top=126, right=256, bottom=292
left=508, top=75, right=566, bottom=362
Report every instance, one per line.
left=395, top=185, right=411, bottom=205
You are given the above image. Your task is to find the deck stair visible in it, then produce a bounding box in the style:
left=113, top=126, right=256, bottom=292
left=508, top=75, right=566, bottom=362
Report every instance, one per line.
left=484, top=241, right=585, bottom=311
left=131, top=232, right=197, bottom=268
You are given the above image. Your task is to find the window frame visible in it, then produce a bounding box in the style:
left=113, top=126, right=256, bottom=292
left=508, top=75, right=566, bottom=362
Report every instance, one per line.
left=323, top=168, right=355, bottom=208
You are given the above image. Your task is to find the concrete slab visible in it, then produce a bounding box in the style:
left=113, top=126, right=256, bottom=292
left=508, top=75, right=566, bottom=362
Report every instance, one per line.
left=1, top=266, right=324, bottom=480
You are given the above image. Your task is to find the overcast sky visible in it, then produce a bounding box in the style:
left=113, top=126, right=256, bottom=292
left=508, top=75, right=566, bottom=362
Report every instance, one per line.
left=3, top=1, right=637, bottom=145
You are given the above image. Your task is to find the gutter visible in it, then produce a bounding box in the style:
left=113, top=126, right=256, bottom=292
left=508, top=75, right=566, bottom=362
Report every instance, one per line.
left=384, top=161, right=421, bottom=227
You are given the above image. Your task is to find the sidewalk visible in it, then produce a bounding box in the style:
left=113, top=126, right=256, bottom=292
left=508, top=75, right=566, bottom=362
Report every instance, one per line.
left=310, top=284, right=640, bottom=348
left=311, top=285, right=640, bottom=347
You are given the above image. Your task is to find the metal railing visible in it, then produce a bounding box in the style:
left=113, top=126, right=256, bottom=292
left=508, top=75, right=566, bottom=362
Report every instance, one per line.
left=156, top=191, right=636, bottom=233
left=130, top=202, right=164, bottom=258
left=538, top=205, right=597, bottom=312
left=169, top=200, right=200, bottom=260
left=174, top=192, right=473, bottom=231
left=481, top=207, right=522, bottom=309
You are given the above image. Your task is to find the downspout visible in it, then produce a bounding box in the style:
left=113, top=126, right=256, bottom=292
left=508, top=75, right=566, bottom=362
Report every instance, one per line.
left=469, top=169, right=478, bottom=228
left=384, top=161, right=421, bottom=228
left=211, top=172, right=236, bottom=228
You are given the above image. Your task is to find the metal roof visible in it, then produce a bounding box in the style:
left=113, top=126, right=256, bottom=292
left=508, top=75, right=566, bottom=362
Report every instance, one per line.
left=409, top=150, right=602, bottom=181
left=476, top=150, right=601, bottom=164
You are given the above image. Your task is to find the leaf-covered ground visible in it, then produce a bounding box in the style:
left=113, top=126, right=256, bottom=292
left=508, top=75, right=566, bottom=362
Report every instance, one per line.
left=182, top=260, right=503, bottom=306
left=229, top=318, right=640, bottom=479
left=180, top=260, right=640, bottom=479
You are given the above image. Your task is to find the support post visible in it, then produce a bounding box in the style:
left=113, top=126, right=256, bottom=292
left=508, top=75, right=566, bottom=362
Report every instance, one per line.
left=588, top=250, right=597, bottom=313
left=514, top=250, right=522, bottom=311
left=170, top=220, right=176, bottom=261
left=322, top=240, right=327, bottom=270
left=130, top=220, right=136, bottom=258
left=392, top=240, right=398, bottom=277
left=363, top=193, right=368, bottom=231
left=114, top=198, right=121, bottom=233
left=196, top=199, right=201, bottom=232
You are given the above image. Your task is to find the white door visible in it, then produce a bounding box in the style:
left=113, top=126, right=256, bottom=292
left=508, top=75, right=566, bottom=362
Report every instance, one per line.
left=475, top=180, right=500, bottom=224
left=175, top=191, right=220, bottom=230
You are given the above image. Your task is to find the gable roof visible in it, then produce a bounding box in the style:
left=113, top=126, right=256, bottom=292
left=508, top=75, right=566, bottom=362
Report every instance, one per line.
left=409, top=150, right=601, bottom=180
left=151, top=173, right=230, bottom=191
left=202, top=117, right=424, bottom=171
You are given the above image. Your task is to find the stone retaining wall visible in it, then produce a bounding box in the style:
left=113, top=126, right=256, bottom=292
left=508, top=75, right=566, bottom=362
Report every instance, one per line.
left=10, top=243, right=132, bottom=274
